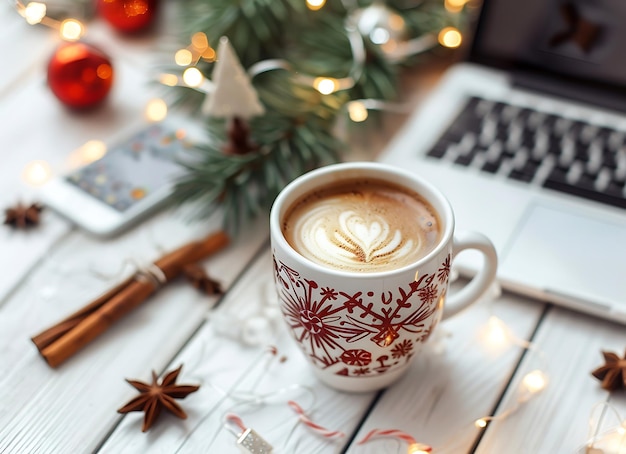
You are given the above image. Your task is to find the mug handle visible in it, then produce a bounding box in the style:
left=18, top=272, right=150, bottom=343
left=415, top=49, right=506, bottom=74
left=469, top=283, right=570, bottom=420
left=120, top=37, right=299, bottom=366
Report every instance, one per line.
left=442, top=231, right=498, bottom=320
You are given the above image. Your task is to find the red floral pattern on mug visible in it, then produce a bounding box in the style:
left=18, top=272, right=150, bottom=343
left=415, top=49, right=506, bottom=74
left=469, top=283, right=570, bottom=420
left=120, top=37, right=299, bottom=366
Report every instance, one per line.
left=273, top=253, right=451, bottom=377
left=340, top=349, right=372, bottom=366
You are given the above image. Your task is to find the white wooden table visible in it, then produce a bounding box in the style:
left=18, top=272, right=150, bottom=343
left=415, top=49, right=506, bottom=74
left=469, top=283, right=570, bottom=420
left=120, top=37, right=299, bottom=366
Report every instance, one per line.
left=2, top=3, right=626, bottom=453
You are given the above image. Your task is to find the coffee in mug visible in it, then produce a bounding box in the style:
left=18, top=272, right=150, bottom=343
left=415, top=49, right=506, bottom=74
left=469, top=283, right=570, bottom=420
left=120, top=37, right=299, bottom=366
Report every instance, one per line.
left=270, top=162, right=498, bottom=392
left=281, top=178, right=441, bottom=273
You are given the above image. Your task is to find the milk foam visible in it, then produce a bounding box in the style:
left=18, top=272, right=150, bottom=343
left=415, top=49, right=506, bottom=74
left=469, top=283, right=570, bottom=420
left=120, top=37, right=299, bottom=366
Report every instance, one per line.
left=283, top=181, right=440, bottom=273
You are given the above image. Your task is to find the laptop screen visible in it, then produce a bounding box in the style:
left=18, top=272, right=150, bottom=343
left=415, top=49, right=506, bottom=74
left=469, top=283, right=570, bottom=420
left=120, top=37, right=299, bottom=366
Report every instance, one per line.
left=471, top=0, right=626, bottom=92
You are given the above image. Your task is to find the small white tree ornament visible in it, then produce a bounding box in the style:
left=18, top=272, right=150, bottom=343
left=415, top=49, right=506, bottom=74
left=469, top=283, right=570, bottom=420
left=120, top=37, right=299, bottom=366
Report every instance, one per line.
left=202, top=36, right=265, bottom=119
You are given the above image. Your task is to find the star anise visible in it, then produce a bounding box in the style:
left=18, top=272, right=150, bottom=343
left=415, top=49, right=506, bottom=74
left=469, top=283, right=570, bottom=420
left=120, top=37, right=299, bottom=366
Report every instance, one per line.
left=4, top=202, right=43, bottom=229
left=118, top=365, right=200, bottom=432
left=591, top=350, right=626, bottom=391
left=183, top=263, right=224, bottom=295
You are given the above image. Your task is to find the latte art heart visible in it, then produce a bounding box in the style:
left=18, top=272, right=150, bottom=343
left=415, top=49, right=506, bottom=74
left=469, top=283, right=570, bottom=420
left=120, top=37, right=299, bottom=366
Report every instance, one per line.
left=333, top=211, right=417, bottom=263
left=282, top=179, right=441, bottom=273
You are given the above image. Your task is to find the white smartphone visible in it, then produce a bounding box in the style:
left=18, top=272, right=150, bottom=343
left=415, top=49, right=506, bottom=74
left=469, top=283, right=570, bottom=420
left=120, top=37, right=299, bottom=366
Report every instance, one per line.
left=42, top=122, right=191, bottom=237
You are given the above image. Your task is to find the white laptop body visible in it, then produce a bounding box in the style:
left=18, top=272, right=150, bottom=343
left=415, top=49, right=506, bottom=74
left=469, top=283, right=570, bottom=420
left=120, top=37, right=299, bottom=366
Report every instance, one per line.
left=378, top=0, right=626, bottom=323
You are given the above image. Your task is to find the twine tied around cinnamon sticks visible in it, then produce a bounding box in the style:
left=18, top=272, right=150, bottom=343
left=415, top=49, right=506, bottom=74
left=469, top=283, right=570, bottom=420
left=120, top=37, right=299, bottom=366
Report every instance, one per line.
left=31, top=231, right=229, bottom=368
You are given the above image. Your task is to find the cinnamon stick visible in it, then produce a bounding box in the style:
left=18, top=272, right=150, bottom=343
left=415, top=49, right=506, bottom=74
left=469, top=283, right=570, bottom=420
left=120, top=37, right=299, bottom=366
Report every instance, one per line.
left=31, top=231, right=229, bottom=367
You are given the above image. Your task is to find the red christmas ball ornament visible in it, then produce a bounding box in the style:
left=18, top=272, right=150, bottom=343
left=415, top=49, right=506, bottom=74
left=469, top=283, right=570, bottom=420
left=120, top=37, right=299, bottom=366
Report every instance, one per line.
left=47, top=42, right=114, bottom=109
left=97, top=0, right=159, bottom=33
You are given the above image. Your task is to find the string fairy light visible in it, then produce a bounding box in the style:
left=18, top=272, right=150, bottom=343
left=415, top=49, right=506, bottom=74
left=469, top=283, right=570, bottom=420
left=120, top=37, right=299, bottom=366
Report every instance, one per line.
left=175, top=49, right=194, bottom=67
left=145, top=98, right=168, bottom=122
left=158, top=73, right=180, bottom=87
left=174, top=346, right=291, bottom=453
left=356, top=310, right=549, bottom=453
left=169, top=30, right=217, bottom=95
left=313, top=77, right=340, bottom=95
left=472, top=314, right=549, bottom=430
left=174, top=31, right=217, bottom=68
left=444, top=0, right=470, bottom=13
left=59, top=19, right=84, bottom=41
left=438, top=27, right=462, bottom=48
left=473, top=368, right=549, bottom=429
left=248, top=23, right=366, bottom=95
left=306, top=0, right=327, bottom=11
left=481, top=315, right=509, bottom=347
left=583, top=402, right=626, bottom=453
left=65, top=140, right=107, bottom=169
left=22, top=1, right=46, bottom=24
left=182, top=67, right=205, bottom=88
left=347, top=101, right=369, bottom=122
left=22, top=160, right=53, bottom=186
left=14, top=0, right=86, bottom=41
left=346, top=98, right=412, bottom=122
left=164, top=1, right=461, bottom=121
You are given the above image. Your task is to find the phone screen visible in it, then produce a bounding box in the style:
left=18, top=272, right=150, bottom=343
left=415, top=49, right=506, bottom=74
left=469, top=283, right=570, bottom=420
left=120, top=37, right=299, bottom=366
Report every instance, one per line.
left=66, top=124, right=189, bottom=212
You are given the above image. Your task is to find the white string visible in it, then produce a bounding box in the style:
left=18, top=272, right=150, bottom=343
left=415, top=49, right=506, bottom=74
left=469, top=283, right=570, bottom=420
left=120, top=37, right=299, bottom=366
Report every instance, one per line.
left=221, top=384, right=321, bottom=452
left=585, top=401, right=626, bottom=451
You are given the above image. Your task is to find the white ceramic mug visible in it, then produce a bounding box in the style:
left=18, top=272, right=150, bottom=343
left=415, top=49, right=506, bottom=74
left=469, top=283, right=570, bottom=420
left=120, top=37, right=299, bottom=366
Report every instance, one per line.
left=270, top=162, right=498, bottom=392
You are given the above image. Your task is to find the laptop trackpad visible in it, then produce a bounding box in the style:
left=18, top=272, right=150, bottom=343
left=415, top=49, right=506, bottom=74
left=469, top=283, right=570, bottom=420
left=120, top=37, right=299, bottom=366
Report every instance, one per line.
left=500, top=204, right=626, bottom=307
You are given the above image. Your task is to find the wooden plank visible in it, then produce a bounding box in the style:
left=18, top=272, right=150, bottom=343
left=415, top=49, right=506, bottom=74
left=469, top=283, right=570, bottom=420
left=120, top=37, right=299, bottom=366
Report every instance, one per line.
left=0, top=212, right=268, bottom=453
left=477, top=306, right=626, bottom=453
left=100, top=247, right=378, bottom=453
left=348, top=290, right=545, bottom=453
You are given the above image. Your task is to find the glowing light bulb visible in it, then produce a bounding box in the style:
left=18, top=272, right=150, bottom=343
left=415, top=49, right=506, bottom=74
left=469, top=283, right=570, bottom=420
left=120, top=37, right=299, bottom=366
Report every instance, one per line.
left=60, top=19, right=84, bottom=41
left=483, top=316, right=509, bottom=346
left=67, top=140, right=106, bottom=168
left=370, top=28, right=390, bottom=44
left=22, top=160, right=52, bottom=186
left=475, top=418, right=488, bottom=428
left=314, top=77, right=338, bottom=95
left=522, top=370, right=547, bottom=394
left=80, top=140, right=107, bottom=162
left=306, top=0, right=326, bottom=11
left=407, top=443, right=432, bottom=454
left=201, top=47, right=216, bottom=62
left=23, top=2, right=46, bottom=25
left=438, top=27, right=463, bottom=48
left=175, top=129, right=187, bottom=140
left=145, top=98, right=168, bottom=122
left=589, top=426, right=626, bottom=453
left=191, top=32, right=209, bottom=50
left=445, top=0, right=467, bottom=13
left=159, top=73, right=179, bottom=87
left=348, top=101, right=369, bottom=122
left=182, top=67, right=204, bottom=87
left=175, top=49, right=193, bottom=66
left=389, top=14, right=406, bottom=31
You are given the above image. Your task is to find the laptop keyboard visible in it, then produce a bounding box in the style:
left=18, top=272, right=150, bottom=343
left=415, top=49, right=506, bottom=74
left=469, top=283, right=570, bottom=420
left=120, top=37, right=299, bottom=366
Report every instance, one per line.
left=426, top=96, right=626, bottom=209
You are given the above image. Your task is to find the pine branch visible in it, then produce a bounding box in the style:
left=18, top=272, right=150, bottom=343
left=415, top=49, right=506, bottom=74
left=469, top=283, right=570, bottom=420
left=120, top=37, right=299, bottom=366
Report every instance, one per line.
left=171, top=112, right=341, bottom=233
left=166, top=0, right=466, bottom=232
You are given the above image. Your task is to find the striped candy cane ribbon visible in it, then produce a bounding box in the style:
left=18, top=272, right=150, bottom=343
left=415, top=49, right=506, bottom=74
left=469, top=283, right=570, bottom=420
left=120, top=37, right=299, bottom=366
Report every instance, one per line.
left=224, top=413, right=248, bottom=433
left=224, top=413, right=274, bottom=453
left=358, top=429, right=432, bottom=453
left=287, top=400, right=345, bottom=439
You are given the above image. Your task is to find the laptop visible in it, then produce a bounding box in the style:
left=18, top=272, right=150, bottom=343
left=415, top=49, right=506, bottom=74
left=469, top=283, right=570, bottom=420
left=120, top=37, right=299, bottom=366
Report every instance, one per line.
left=378, top=0, right=626, bottom=323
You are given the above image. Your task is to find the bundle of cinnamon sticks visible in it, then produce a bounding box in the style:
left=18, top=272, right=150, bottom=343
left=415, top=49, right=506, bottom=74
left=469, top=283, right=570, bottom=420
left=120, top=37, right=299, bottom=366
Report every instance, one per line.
left=32, top=231, right=229, bottom=368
